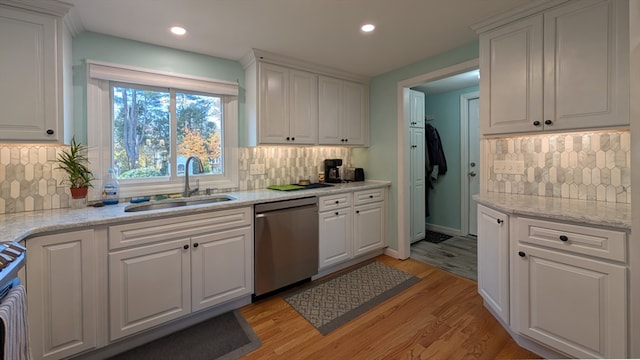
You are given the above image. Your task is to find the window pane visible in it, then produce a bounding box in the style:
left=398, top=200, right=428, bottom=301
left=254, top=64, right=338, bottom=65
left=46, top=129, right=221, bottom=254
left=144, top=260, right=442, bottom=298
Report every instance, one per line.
left=176, top=92, right=223, bottom=175
left=112, top=85, right=170, bottom=179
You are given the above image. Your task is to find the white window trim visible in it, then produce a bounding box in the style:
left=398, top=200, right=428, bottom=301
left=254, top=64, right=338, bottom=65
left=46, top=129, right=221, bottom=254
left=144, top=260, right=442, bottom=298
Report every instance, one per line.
left=85, top=60, right=238, bottom=201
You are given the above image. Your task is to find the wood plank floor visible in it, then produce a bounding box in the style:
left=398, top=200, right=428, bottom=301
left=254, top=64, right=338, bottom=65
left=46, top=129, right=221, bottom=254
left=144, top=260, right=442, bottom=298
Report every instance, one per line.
left=411, top=234, right=478, bottom=281
left=239, top=256, right=540, bottom=360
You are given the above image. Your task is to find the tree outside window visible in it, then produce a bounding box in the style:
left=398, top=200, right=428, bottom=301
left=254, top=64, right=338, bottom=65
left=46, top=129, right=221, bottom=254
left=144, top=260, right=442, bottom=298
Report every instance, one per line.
left=112, top=84, right=223, bottom=179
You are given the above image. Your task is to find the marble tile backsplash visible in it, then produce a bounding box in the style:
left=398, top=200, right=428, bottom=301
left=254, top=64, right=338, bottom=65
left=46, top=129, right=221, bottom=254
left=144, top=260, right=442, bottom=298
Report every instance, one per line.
left=485, top=130, right=631, bottom=203
left=0, top=144, right=352, bottom=214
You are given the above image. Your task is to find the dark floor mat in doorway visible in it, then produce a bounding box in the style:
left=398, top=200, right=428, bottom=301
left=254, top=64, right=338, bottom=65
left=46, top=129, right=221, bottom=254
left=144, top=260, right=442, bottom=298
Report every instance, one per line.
left=425, top=230, right=453, bottom=244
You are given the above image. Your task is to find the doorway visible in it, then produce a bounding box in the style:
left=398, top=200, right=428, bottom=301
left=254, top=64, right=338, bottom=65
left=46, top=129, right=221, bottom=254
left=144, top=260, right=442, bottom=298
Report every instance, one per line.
left=397, top=60, right=480, bottom=280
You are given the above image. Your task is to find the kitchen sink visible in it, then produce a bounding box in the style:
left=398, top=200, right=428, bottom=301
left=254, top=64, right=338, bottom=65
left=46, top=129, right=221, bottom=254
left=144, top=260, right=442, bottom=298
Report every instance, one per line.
left=124, top=195, right=236, bottom=212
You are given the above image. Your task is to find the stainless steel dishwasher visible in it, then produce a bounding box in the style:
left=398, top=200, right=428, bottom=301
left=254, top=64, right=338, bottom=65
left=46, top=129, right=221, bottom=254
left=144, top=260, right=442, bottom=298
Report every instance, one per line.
left=254, top=197, right=319, bottom=296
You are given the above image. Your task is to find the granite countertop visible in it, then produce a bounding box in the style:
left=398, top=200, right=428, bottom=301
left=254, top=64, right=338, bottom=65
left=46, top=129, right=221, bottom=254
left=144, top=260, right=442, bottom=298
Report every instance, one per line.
left=474, top=192, right=632, bottom=230
left=1, top=180, right=391, bottom=244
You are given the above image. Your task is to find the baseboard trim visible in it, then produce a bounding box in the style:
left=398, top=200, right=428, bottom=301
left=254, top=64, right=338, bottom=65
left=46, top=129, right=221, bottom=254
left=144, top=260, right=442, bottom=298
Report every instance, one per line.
left=426, top=224, right=462, bottom=237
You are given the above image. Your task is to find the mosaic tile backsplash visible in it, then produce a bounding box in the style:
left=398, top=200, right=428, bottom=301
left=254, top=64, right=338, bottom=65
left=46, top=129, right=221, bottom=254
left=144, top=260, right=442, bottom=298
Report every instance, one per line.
left=485, top=130, right=631, bottom=203
left=0, top=145, right=352, bottom=214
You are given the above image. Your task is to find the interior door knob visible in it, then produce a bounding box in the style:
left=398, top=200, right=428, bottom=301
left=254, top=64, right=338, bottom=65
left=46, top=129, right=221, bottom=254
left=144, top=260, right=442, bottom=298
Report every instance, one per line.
left=469, top=171, right=476, bottom=177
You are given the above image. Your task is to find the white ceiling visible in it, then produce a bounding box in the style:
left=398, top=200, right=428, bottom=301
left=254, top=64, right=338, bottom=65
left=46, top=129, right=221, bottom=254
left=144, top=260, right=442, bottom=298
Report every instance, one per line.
left=65, top=0, right=535, bottom=78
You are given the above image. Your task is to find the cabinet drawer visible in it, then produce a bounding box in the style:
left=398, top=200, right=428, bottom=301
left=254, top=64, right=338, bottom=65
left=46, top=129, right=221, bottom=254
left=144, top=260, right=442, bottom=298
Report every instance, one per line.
left=517, top=217, right=626, bottom=262
left=109, top=207, right=252, bottom=250
left=354, top=188, right=384, bottom=205
left=318, top=193, right=352, bottom=212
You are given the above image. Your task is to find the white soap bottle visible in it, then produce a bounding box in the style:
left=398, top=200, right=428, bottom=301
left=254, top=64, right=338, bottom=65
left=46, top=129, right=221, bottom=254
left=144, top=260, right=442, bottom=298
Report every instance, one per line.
left=102, top=168, right=119, bottom=205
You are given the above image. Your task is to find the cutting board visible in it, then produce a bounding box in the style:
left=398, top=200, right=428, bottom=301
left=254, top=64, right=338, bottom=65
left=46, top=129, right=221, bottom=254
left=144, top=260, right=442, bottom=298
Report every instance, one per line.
left=267, top=184, right=306, bottom=191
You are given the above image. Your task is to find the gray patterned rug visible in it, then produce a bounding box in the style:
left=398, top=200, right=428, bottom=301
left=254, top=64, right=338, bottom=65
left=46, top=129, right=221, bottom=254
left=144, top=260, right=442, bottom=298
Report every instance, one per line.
left=283, top=261, right=420, bottom=335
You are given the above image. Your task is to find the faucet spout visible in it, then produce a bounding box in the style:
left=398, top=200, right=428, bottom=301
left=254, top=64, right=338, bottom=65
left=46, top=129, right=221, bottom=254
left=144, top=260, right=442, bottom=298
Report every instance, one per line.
left=184, top=156, right=204, bottom=197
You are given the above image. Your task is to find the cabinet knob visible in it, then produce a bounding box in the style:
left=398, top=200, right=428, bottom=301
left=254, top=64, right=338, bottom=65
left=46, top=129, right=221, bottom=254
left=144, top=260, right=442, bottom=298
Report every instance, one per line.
left=369, top=195, right=373, bottom=198
left=496, top=219, right=503, bottom=224
left=46, top=129, right=54, bottom=135
left=356, top=210, right=360, bottom=214
left=291, top=137, right=295, bottom=141
left=544, top=119, right=553, bottom=125
left=286, top=137, right=290, bottom=141
left=518, top=251, right=526, bottom=257
left=193, top=242, right=199, bottom=248
left=335, top=212, right=339, bottom=216
left=183, top=244, right=189, bottom=250
left=344, top=138, right=348, bottom=142
left=559, top=235, right=568, bottom=242
left=335, top=200, right=340, bottom=204
left=533, top=121, right=541, bottom=126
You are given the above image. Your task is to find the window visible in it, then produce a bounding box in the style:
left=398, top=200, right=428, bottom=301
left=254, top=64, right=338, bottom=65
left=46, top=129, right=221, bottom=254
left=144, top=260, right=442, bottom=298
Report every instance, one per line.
left=86, top=61, right=238, bottom=200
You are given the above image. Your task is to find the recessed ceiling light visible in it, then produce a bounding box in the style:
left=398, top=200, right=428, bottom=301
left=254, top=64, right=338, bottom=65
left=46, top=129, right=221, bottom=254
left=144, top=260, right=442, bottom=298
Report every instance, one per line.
left=170, top=26, right=187, bottom=36
left=361, top=24, right=375, bottom=33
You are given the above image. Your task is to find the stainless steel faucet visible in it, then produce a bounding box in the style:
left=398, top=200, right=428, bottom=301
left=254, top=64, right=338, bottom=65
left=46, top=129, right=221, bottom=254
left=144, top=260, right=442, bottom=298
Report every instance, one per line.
left=183, top=156, right=204, bottom=197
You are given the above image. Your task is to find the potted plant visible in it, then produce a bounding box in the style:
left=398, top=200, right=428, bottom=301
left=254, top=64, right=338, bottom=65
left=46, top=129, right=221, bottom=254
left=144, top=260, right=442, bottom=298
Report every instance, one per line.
left=56, top=137, right=95, bottom=199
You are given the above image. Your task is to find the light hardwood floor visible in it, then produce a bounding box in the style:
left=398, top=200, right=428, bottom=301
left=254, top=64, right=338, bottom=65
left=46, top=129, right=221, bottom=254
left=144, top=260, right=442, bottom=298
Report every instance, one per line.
left=239, top=256, right=540, bottom=359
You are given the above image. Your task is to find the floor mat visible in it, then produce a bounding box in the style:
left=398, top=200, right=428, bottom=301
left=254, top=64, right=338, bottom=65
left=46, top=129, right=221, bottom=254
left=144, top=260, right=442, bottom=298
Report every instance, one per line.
left=425, top=230, right=453, bottom=243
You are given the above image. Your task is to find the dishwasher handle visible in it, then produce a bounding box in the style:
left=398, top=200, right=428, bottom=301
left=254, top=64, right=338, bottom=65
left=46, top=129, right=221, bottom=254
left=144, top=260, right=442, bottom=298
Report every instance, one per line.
left=255, top=213, right=265, bottom=218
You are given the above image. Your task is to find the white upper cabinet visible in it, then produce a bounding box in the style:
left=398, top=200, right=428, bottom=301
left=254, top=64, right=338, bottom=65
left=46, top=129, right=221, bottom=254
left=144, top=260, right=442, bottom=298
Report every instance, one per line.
left=478, top=0, right=629, bottom=135
left=258, top=62, right=317, bottom=144
left=242, top=49, right=370, bottom=146
left=0, top=3, right=70, bottom=142
left=318, top=76, right=369, bottom=146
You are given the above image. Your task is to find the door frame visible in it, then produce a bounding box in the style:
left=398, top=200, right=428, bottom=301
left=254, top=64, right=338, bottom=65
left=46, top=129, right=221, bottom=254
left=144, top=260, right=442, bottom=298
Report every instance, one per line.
left=396, top=59, right=479, bottom=259
left=460, top=91, right=480, bottom=236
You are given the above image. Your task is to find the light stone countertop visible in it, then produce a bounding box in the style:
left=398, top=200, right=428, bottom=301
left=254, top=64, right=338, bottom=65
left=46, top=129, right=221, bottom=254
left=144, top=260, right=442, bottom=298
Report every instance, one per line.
left=1, top=180, right=391, bottom=244
left=474, top=192, right=631, bottom=230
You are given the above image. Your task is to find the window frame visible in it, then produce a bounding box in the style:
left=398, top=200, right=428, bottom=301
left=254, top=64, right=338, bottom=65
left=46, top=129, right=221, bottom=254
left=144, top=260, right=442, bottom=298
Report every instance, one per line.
left=85, top=60, right=238, bottom=200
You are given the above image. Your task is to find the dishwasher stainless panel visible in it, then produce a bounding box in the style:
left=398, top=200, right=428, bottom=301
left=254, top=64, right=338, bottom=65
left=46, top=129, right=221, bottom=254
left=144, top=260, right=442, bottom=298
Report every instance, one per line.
left=254, top=197, right=319, bottom=296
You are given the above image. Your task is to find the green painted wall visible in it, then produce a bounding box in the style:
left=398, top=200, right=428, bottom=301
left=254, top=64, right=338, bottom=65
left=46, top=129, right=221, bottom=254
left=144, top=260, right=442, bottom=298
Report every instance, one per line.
left=72, top=32, right=245, bottom=143
left=425, top=85, right=478, bottom=231
left=368, top=41, right=478, bottom=251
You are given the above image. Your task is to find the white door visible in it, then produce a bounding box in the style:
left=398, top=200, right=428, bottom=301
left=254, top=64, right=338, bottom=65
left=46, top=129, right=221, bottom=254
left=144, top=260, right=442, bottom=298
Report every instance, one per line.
left=461, top=91, right=480, bottom=236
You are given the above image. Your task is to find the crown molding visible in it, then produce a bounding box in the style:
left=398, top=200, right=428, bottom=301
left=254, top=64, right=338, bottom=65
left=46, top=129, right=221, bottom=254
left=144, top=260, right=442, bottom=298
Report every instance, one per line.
left=0, top=0, right=72, bottom=17
left=471, top=0, right=568, bottom=34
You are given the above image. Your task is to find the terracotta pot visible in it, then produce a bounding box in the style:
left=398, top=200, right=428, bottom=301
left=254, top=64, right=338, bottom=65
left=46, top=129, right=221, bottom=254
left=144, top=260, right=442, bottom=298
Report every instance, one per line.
left=70, top=187, right=89, bottom=199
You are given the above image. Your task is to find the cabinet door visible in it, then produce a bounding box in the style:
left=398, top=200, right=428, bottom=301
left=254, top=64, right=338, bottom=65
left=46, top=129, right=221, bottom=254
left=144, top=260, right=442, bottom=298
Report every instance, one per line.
left=289, top=69, right=318, bottom=144
left=27, top=230, right=97, bottom=360
left=341, top=80, right=368, bottom=145
left=191, top=226, right=253, bottom=312
left=477, top=204, right=510, bottom=324
left=479, top=15, right=543, bottom=135
left=109, top=239, right=191, bottom=341
left=409, top=90, right=425, bottom=128
left=515, top=244, right=627, bottom=358
left=410, top=127, right=426, bottom=243
left=543, top=0, right=629, bottom=131
left=318, top=76, right=343, bottom=145
left=0, top=6, right=61, bottom=141
left=319, top=208, right=353, bottom=268
left=258, top=63, right=290, bottom=143
left=353, top=201, right=385, bottom=256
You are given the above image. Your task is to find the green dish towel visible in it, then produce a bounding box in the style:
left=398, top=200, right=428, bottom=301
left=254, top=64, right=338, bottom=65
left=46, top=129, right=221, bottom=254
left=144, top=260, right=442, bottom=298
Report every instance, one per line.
left=267, top=184, right=306, bottom=191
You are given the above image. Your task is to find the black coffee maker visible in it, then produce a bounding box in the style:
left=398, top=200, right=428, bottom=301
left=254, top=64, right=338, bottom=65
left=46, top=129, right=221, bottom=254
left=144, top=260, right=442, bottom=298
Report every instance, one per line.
left=324, top=159, right=343, bottom=183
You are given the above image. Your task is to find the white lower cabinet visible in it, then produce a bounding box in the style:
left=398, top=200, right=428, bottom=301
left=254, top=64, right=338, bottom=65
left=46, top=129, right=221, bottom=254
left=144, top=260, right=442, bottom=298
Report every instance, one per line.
left=477, top=204, right=510, bottom=324
left=26, top=229, right=99, bottom=360
left=514, top=217, right=627, bottom=358
left=515, top=244, right=626, bottom=358
left=108, top=207, right=253, bottom=341
left=319, top=188, right=386, bottom=271
left=477, top=204, right=629, bottom=358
